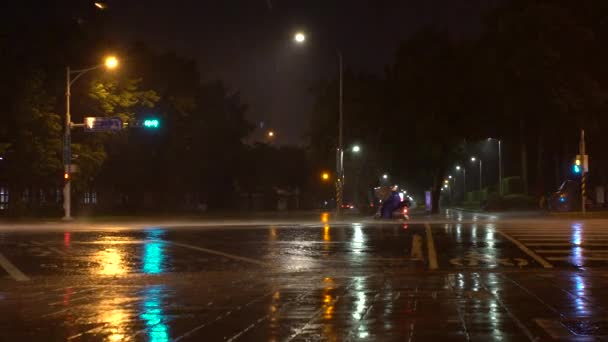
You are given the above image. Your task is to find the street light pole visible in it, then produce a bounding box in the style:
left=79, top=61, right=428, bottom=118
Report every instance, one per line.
left=62, top=56, right=118, bottom=220
left=464, top=168, right=467, bottom=197
left=336, top=51, right=344, bottom=217
left=498, top=139, right=502, bottom=196
left=479, top=159, right=483, bottom=190
left=63, top=66, right=72, bottom=220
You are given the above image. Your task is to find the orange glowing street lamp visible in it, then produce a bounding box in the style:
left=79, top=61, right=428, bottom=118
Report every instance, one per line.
left=321, top=172, right=330, bottom=181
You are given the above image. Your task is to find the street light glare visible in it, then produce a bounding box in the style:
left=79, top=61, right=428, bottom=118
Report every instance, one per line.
left=105, top=56, right=118, bottom=69
left=471, top=157, right=476, bottom=162
left=94, top=2, right=106, bottom=9
left=455, top=165, right=461, bottom=170
left=267, top=131, right=275, bottom=137
left=352, top=145, right=361, bottom=153
left=382, top=174, right=388, bottom=179
left=294, top=32, right=306, bottom=43
left=448, top=175, right=452, bottom=179
left=321, top=172, right=330, bottom=181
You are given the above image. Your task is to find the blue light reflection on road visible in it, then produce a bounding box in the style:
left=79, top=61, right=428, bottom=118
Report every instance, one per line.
left=140, top=285, right=170, bottom=342
left=573, top=274, right=588, bottom=315
left=571, top=223, right=583, bottom=267
left=143, top=228, right=167, bottom=274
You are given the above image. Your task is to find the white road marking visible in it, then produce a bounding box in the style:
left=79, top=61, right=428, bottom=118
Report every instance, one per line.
left=526, top=243, right=608, bottom=247
left=0, top=252, right=29, bottom=281
left=30, top=241, right=69, bottom=256
left=496, top=231, right=553, bottom=268
left=546, top=256, right=608, bottom=261
left=534, top=249, right=608, bottom=254
left=425, top=223, right=438, bottom=270
left=169, top=241, right=270, bottom=267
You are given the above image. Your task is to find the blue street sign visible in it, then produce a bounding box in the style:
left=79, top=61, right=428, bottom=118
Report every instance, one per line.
left=84, top=117, right=123, bottom=132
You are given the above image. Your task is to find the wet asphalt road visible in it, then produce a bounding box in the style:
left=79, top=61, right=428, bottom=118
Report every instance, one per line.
left=1, top=211, right=608, bottom=341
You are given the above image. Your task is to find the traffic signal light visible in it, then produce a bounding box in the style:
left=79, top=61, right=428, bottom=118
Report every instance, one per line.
left=573, top=157, right=582, bottom=174
left=143, top=119, right=160, bottom=128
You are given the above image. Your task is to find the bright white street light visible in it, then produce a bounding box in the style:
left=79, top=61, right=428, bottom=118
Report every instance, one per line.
left=352, top=145, right=361, bottom=153
left=471, top=157, right=476, bottom=162
left=455, top=165, right=461, bottom=170
left=448, top=175, right=452, bottom=179
left=382, top=174, right=388, bottom=180
left=294, top=32, right=306, bottom=43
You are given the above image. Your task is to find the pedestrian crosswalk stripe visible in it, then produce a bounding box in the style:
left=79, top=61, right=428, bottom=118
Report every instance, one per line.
left=525, top=243, right=608, bottom=247
left=500, top=226, right=608, bottom=266
left=546, top=256, right=608, bottom=261
left=519, top=237, right=608, bottom=241
left=534, top=249, right=608, bottom=253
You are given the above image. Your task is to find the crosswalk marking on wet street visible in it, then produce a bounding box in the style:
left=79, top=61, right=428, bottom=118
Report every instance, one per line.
left=0, top=252, right=29, bottom=281
left=498, top=224, right=608, bottom=267
left=496, top=231, right=553, bottom=268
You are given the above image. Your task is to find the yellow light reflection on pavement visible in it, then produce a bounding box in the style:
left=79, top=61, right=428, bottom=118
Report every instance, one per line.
left=99, top=303, right=129, bottom=341
left=321, top=212, right=329, bottom=223
left=324, top=225, right=331, bottom=242
left=96, top=248, right=127, bottom=276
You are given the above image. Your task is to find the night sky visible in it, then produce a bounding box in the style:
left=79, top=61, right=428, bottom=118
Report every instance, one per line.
left=106, top=0, right=499, bottom=145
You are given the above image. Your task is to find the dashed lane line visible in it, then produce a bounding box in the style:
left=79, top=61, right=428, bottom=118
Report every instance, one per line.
left=496, top=230, right=553, bottom=268
left=424, top=223, right=438, bottom=270
left=0, top=252, right=30, bottom=281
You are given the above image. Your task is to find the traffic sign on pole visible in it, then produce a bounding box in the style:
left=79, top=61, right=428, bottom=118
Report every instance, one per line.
left=84, top=117, right=123, bottom=132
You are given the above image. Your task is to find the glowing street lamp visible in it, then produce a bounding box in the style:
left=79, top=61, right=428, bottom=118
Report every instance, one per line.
left=294, top=32, right=306, bottom=43
left=63, top=55, right=119, bottom=220
left=352, top=145, right=361, bottom=153
left=321, top=172, right=330, bottom=181
left=104, top=56, right=118, bottom=69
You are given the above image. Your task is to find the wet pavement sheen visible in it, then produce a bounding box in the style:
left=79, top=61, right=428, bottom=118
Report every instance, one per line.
left=1, top=213, right=608, bottom=341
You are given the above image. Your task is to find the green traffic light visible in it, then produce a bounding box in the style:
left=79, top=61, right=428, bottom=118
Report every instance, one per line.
left=143, top=119, right=159, bottom=128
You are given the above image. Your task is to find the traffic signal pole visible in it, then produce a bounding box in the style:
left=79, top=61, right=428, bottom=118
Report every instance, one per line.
left=63, top=66, right=72, bottom=220
left=580, top=129, right=587, bottom=215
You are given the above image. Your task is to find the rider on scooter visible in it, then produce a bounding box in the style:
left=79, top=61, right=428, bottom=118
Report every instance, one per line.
left=381, top=185, right=402, bottom=219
